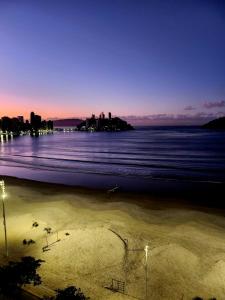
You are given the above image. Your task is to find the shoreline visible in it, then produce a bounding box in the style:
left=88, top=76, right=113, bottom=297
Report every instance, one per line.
left=2, top=174, right=225, bottom=214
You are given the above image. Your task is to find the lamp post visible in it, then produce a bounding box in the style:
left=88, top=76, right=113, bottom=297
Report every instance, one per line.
left=0, top=180, right=8, bottom=257
left=144, top=245, right=149, bottom=300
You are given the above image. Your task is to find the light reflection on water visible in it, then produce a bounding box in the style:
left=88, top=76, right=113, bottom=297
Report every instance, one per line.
left=1, top=127, right=225, bottom=189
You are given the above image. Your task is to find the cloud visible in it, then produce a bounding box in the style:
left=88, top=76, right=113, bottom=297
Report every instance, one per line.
left=184, top=105, right=195, bottom=111
left=203, top=100, right=225, bottom=109
left=122, top=112, right=225, bottom=126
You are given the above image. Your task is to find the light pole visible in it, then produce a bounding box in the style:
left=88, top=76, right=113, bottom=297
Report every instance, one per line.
left=144, top=245, right=149, bottom=300
left=0, top=180, right=8, bottom=257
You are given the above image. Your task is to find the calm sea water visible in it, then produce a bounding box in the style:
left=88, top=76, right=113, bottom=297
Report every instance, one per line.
left=1, top=127, right=225, bottom=192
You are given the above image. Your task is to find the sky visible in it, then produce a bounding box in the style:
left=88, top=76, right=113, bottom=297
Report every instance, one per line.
left=0, top=0, right=225, bottom=125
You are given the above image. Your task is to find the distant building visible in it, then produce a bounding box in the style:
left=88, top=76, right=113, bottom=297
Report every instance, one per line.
left=30, top=112, right=35, bottom=125
left=17, top=116, right=24, bottom=123
left=77, top=112, right=134, bottom=132
left=99, top=112, right=105, bottom=119
left=0, top=112, right=53, bottom=136
left=30, top=112, right=42, bottom=130
left=1, top=117, right=11, bottom=132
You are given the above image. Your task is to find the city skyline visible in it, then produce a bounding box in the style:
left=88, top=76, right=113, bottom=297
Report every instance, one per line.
left=0, top=0, right=225, bottom=125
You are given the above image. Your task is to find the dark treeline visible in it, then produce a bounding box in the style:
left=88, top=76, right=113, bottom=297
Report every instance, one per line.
left=0, top=256, right=89, bottom=300
left=202, top=116, right=225, bottom=129
left=0, top=112, right=53, bottom=136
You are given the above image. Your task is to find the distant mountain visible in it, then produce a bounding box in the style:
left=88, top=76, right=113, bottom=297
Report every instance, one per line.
left=53, top=118, right=83, bottom=127
left=202, top=116, right=225, bottom=129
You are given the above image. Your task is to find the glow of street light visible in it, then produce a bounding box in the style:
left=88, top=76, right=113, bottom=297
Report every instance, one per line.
left=0, top=180, right=6, bottom=198
left=144, top=245, right=149, bottom=262
left=0, top=179, right=8, bottom=256
left=144, top=245, right=149, bottom=300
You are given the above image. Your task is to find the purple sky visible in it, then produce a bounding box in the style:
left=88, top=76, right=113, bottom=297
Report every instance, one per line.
left=0, top=0, right=225, bottom=125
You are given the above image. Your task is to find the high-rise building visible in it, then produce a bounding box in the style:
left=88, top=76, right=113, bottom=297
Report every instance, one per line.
left=30, top=112, right=35, bottom=126
left=35, top=114, right=41, bottom=126
left=99, top=112, right=105, bottom=119
left=108, top=112, right=112, bottom=120
left=17, top=116, right=24, bottom=123
left=30, top=112, right=41, bottom=130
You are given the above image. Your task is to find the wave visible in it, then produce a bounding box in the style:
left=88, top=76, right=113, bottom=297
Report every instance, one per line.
left=1, top=128, right=225, bottom=188
left=1, top=153, right=225, bottom=175
left=0, top=152, right=224, bottom=182
left=1, top=161, right=224, bottom=185
left=7, top=153, right=225, bottom=163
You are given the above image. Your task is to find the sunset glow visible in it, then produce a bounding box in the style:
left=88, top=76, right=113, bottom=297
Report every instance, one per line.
left=0, top=1, right=224, bottom=124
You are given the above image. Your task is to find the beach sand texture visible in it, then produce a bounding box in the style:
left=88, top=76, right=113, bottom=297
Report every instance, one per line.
left=1, top=178, right=225, bottom=300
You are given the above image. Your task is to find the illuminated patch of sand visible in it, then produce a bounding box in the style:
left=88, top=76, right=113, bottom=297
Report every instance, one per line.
left=1, top=182, right=225, bottom=299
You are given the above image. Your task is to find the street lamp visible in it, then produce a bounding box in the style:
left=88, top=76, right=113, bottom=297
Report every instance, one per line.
left=144, top=245, right=149, bottom=300
left=0, top=180, right=8, bottom=257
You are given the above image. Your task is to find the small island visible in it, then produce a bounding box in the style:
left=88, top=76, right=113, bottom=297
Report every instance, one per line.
left=202, top=116, right=225, bottom=130
left=77, top=112, right=134, bottom=132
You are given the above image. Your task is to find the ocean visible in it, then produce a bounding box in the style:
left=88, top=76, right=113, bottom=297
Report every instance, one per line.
left=1, top=126, right=225, bottom=196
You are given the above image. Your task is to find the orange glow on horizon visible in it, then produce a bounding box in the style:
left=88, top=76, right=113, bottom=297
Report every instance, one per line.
left=0, top=94, right=90, bottom=120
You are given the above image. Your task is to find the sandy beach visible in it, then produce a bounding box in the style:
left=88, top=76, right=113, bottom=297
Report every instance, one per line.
left=1, top=176, right=225, bottom=300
